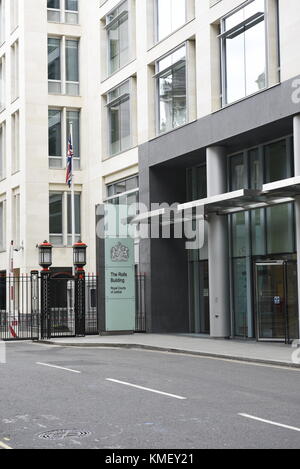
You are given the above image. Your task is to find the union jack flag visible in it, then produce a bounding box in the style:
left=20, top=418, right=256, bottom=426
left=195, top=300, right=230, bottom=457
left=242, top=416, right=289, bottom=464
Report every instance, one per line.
left=66, top=135, right=74, bottom=188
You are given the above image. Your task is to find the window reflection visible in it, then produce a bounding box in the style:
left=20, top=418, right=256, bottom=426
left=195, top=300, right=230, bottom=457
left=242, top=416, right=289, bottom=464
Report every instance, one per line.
left=222, top=0, right=266, bottom=104
left=157, top=46, right=187, bottom=134
left=157, top=0, right=186, bottom=41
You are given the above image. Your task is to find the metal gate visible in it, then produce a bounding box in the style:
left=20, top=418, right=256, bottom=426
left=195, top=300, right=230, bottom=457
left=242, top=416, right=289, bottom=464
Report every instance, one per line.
left=0, top=273, right=39, bottom=341
left=0, top=272, right=144, bottom=340
left=41, top=272, right=76, bottom=340
left=85, top=275, right=98, bottom=335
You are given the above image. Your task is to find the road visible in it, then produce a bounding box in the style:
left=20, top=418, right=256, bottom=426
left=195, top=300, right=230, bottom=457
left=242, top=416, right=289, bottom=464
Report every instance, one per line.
left=0, top=341, right=299, bottom=449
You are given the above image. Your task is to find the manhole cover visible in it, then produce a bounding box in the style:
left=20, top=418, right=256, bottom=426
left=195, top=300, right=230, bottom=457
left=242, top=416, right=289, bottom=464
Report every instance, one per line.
left=38, top=430, right=91, bottom=441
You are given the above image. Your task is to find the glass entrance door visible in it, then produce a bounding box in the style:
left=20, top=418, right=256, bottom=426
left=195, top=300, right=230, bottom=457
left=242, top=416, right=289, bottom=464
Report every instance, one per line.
left=256, top=261, right=287, bottom=341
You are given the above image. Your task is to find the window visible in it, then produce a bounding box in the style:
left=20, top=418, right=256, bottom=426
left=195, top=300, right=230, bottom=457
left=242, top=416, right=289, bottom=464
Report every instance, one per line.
left=106, top=1, right=129, bottom=75
left=0, top=55, right=5, bottom=111
left=48, top=38, right=61, bottom=94
left=0, top=0, right=5, bottom=45
left=106, top=175, right=139, bottom=264
left=221, top=0, right=266, bottom=105
left=12, top=191, right=20, bottom=249
left=107, top=81, right=130, bottom=156
left=48, top=108, right=80, bottom=169
left=10, top=0, right=18, bottom=32
left=265, top=140, right=292, bottom=183
left=156, top=0, right=186, bottom=42
left=0, top=122, right=5, bottom=180
left=230, top=154, right=245, bottom=191
left=49, top=191, right=81, bottom=246
left=11, top=41, right=19, bottom=102
left=0, top=198, right=6, bottom=251
left=65, top=39, right=79, bottom=95
left=11, top=110, right=19, bottom=173
left=156, top=45, right=187, bottom=134
left=106, top=175, right=139, bottom=206
left=228, top=137, right=294, bottom=191
left=47, top=0, right=79, bottom=24
left=48, top=37, right=79, bottom=95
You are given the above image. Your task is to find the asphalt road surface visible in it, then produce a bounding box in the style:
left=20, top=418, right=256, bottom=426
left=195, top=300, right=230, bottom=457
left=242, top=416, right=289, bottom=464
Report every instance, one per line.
left=0, top=342, right=299, bottom=449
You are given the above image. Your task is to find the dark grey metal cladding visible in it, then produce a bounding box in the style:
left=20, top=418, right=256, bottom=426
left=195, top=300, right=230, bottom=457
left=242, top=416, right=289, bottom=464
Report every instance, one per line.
left=139, top=167, right=190, bottom=333
left=139, top=77, right=300, bottom=169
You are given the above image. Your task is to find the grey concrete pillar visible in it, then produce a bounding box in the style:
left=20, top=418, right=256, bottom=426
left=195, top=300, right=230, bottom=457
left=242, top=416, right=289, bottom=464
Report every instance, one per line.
left=207, top=146, right=230, bottom=338
left=293, top=115, right=300, bottom=340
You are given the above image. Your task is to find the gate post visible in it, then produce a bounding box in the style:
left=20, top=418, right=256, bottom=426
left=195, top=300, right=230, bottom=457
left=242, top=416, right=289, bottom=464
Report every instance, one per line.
left=38, top=241, right=53, bottom=340
left=75, top=270, right=86, bottom=337
left=31, top=271, right=39, bottom=340
left=73, top=241, right=87, bottom=337
left=41, top=270, right=51, bottom=339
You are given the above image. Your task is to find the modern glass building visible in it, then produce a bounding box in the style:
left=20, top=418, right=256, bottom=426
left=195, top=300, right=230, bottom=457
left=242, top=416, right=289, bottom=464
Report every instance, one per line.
left=137, top=0, right=300, bottom=343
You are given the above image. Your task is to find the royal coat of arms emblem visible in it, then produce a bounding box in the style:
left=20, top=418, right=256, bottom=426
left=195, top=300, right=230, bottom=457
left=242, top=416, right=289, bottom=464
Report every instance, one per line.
left=111, top=242, right=130, bottom=262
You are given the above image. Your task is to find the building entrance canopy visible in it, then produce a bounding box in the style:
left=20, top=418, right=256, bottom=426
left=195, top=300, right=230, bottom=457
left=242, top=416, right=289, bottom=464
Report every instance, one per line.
left=183, top=175, right=300, bottom=216
left=131, top=176, right=300, bottom=225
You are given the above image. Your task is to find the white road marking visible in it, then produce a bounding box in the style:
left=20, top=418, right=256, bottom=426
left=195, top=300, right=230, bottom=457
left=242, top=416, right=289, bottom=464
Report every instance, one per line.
left=239, top=413, right=300, bottom=433
left=106, top=378, right=187, bottom=400
left=0, top=441, right=12, bottom=450
left=36, top=362, right=81, bottom=374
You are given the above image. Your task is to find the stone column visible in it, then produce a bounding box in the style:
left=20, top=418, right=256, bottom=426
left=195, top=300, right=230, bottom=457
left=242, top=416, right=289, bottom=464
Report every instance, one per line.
left=293, top=115, right=300, bottom=341
left=207, top=146, right=230, bottom=338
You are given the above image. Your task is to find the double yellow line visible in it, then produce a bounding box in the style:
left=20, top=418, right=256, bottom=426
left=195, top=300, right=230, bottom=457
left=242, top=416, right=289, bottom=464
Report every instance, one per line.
left=0, top=441, right=12, bottom=450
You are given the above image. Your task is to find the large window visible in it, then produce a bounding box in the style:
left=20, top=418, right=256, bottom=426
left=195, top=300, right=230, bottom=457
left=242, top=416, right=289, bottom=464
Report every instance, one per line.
left=12, top=191, right=20, bottom=249
left=0, top=199, right=6, bottom=252
left=106, top=175, right=139, bottom=264
left=47, top=0, right=79, bottom=24
left=10, top=0, right=18, bottom=32
left=49, top=191, right=81, bottom=246
left=221, top=0, right=267, bottom=105
left=107, top=81, right=131, bottom=156
left=48, top=108, right=80, bottom=169
left=0, top=0, right=5, bottom=46
left=48, top=37, right=79, bottom=95
left=156, top=45, right=187, bottom=134
left=11, top=40, right=19, bottom=102
left=156, top=0, right=186, bottom=42
left=106, top=175, right=139, bottom=206
left=106, top=1, right=129, bottom=75
left=0, top=55, right=5, bottom=112
left=0, top=122, right=6, bottom=181
left=229, top=137, right=293, bottom=191
left=11, top=110, right=19, bottom=174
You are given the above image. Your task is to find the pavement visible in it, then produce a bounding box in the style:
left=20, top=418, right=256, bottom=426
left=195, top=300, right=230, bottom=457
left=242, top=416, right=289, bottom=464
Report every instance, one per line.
left=38, top=334, right=300, bottom=368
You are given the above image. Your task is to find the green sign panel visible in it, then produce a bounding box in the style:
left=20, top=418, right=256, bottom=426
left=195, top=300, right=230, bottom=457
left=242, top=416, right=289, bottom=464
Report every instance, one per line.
left=104, top=238, right=135, bottom=332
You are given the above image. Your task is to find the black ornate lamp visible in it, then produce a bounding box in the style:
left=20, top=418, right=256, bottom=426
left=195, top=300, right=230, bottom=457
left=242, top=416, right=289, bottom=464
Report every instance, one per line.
left=38, top=241, right=53, bottom=271
left=73, top=241, right=87, bottom=271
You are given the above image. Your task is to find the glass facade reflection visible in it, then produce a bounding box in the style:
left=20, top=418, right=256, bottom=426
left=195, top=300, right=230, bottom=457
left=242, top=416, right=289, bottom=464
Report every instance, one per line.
left=156, top=0, right=186, bottom=42
left=156, top=45, right=187, bottom=134
left=106, top=1, right=129, bottom=76
left=228, top=136, right=297, bottom=339
left=221, top=0, right=267, bottom=105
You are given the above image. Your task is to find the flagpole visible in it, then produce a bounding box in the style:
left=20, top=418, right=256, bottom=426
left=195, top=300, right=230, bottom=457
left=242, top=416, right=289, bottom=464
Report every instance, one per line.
left=70, top=122, right=76, bottom=250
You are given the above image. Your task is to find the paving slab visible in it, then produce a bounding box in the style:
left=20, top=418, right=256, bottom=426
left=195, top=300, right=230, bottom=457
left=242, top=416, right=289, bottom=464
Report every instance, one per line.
left=38, top=334, right=300, bottom=368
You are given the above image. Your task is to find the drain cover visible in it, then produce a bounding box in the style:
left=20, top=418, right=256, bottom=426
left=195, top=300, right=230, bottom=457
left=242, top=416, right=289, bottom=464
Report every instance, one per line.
left=38, top=430, right=91, bottom=441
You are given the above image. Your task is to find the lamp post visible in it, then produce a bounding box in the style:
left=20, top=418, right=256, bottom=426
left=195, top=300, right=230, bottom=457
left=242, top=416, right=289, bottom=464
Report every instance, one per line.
left=73, top=241, right=87, bottom=336
left=38, top=241, right=52, bottom=339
